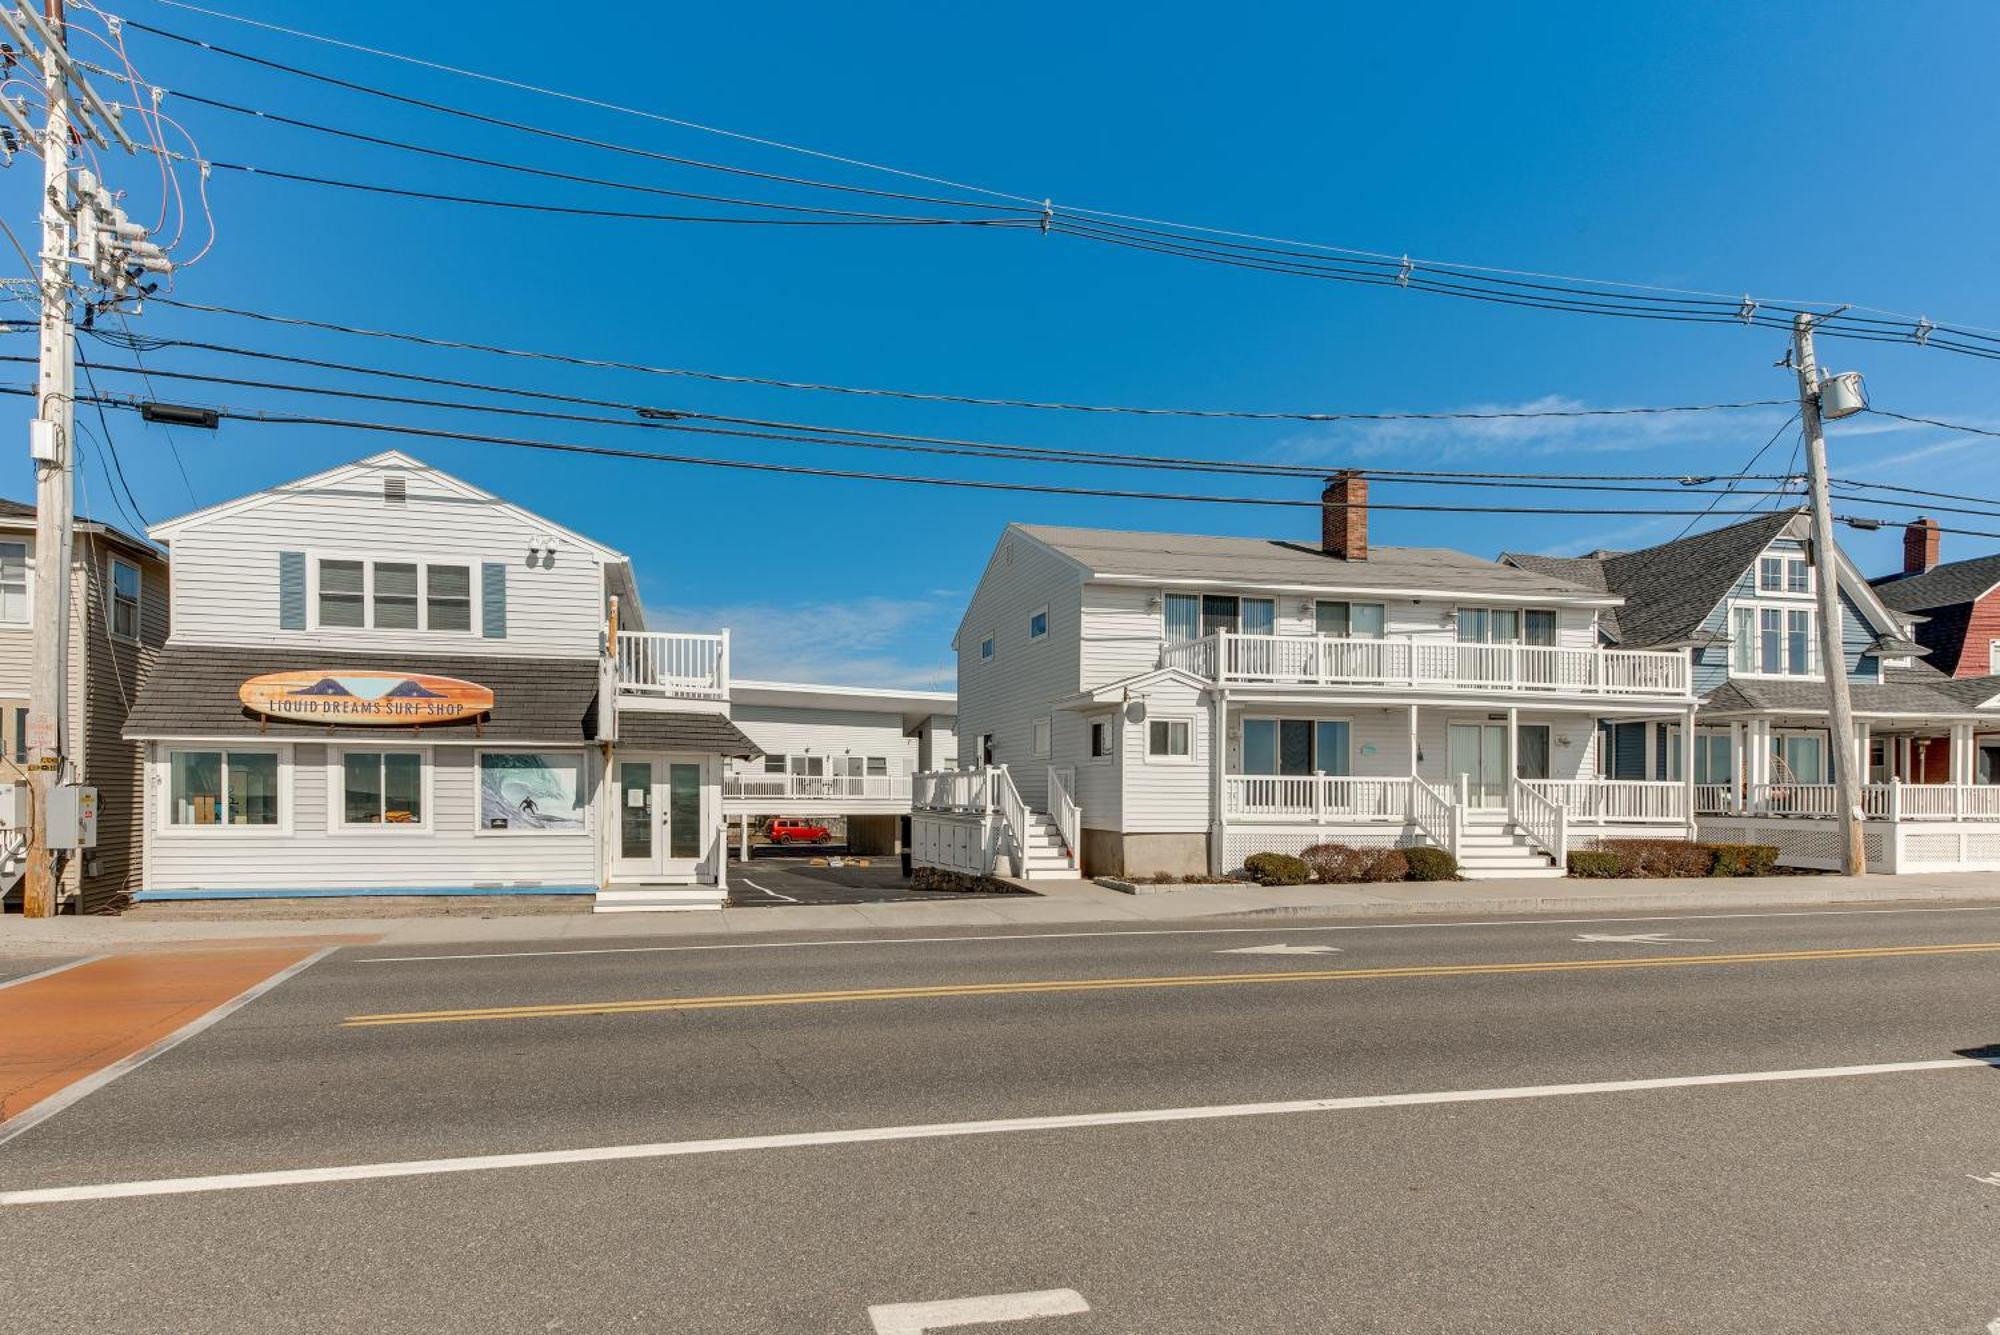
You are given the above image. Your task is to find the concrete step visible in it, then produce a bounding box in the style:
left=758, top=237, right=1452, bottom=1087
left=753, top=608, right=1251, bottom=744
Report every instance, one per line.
left=594, top=887, right=725, bottom=913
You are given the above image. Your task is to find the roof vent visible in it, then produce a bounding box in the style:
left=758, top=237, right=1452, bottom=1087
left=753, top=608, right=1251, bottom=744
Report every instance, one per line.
left=383, top=474, right=407, bottom=506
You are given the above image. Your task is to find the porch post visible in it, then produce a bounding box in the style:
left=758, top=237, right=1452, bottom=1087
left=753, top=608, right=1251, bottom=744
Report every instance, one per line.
left=1505, top=707, right=1518, bottom=798
left=1407, top=704, right=1420, bottom=780
left=1854, top=721, right=1871, bottom=789
left=1950, top=723, right=1971, bottom=786
left=1680, top=707, right=1696, bottom=833
left=1727, top=722, right=1744, bottom=813
left=1210, top=688, right=1227, bottom=878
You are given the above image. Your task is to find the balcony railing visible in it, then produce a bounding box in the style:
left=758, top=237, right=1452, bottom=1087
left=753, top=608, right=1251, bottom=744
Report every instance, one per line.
left=1223, top=775, right=1416, bottom=821
left=1520, top=779, right=1687, bottom=823
left=723, top=773, right=912, bottom=803
left=1160, top=632, right=1689, bottom=697
left=616, top=630, right=728, bottom=700
left=1698, top=782, right=2000, bottom=821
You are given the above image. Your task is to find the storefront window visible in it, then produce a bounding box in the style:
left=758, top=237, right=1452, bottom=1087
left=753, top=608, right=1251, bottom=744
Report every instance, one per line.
left=170, top=750, right=279, bottom=826
left=343, top=751, right=424, bottom=825
left=478, top=751, right=586, bottom=832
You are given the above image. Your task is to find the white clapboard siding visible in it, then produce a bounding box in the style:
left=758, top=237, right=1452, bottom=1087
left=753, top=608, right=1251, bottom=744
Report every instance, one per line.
left=1071, top=705, right=1123, bottom=831
left=143, top=744, right=601, bottom=890
left=1118, top=673, right=1210, bottom=834
left=954, top=531, right=1086, bottom=811
left=165, top=464, right=608, bottom=657
left=728, top=704, right=919, bottom=776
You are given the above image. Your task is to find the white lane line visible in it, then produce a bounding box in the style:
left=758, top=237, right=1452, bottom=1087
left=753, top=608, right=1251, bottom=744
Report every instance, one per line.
left=6, top=1054, right=1992, bottom=1206
left=870, top=1289, right=1090, bottom=1333
left=0, top=953, right=105, bottom=991
left=0, top=947, right=336, bottom=1150
left=741, top=878, right=799, bottom=904
left=353, top=904, right=2000, bottom=964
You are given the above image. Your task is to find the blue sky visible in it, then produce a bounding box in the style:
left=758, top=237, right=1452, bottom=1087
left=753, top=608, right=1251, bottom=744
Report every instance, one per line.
left=7, top=0, right=1999, bottom=687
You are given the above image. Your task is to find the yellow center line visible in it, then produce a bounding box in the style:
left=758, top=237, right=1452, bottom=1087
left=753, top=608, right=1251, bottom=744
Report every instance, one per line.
left=339, top=940, right=2000, bottom=1028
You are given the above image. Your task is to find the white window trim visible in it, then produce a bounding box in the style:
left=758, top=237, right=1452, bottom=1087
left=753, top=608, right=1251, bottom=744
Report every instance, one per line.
left=1730, top=600, right=1820, bottom=680
left=1087, top=715, right=1115, bottom=761
left=1313, top=599, right=1388, bottom=639
left=1159, top=591, right=1279, bottom=641
left=1031, top=715, right=1052, bottom=760
left=1028, top=604, right=1049, bottom=642
left=108, top=555, right=142, bottom=644
left=1144, top=715, right=1195, bottom=764
left=0, top=537, right=30, bottom=626
left=1239, top=713, right=1354, bottom=776
left=157, top=745, right=290, bottom=835
left=473, top=747, right=593, bottom=837
left=978, top=633, right=995, bottom=663
left=307, top=551, right=481, bottom=635
left=1757, top=553, right=1815, bottom=597
left=327, top=745, right=435, bottom=834
left=1452, top=604, right=1558, bottom=645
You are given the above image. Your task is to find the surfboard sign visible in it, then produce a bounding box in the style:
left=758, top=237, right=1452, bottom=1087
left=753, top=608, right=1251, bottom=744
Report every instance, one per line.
left=238, top=670, right=495, bottom=725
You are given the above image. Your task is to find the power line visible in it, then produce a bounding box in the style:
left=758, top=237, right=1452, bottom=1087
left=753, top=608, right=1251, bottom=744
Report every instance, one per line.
left=147, top=295, right=1792, bottom=424
left=132, top=0, right=2000, bottom=356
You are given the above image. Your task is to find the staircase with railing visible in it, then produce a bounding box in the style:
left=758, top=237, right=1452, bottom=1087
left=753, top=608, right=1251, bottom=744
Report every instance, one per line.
left=911, top=765, right=1080, bottom=879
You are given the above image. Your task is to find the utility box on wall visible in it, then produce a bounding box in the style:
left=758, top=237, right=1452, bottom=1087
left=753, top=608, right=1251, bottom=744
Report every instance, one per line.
left=46, top=784, right=98, bottom=850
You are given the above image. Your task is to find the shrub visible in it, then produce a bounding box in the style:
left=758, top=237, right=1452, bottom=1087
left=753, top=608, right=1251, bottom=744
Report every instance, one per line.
left=1567, top=849, right=1622, bottom=878
left=1300, top=842, right=1370, bottom=883
left=1402, top=846, right=1458, bottom=881
left=1709, top=843, right=1779, bottom=877
left=1358, top=848, right=1409, bottom=882
left=1600, top=838, right=1716, bottom=879
left=1243, top=852, right=1311, bottom=886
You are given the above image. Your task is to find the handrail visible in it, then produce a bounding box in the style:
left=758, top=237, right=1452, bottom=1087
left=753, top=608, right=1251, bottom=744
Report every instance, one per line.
left=993, top=765, right=1032, bottom=876
left=1047, top=766, right=1081, bottom=869
left=1409, top=774, right=1459, bottom=857
left=1509, top=778, right=1567, bottom=865
left=1522, top=779, right=1686, bottom=823
left=1160, top=631, right=1690, bottom=698
left=1222, top=775, right=1413, bottom=821
left=912, top=768, right=990, bottom=813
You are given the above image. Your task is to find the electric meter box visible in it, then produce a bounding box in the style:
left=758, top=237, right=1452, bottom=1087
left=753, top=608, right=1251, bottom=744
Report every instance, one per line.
left=0, top=781, right=24, bottom=829
left=46, top=784, right=97, bottom=850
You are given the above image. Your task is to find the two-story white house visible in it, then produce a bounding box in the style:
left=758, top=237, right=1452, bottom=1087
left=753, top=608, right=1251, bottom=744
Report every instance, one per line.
left=1506, top=509, right=2000, bottom=873
left=918, top=475, right=1699, bottom=881
left=720, top=679, right=954, bottom=855
left=122, top=451, right=758, bottom=912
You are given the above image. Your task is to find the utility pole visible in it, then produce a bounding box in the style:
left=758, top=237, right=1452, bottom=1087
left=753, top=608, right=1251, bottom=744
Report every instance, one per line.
left=22, top=0, right=75, bottom=917
left=1793, top=312, right=1867, bottom=877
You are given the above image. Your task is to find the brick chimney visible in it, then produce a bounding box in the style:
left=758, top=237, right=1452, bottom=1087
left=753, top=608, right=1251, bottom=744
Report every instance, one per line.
left=1903, top=516, right=1940, bottom=575
left=1322, top=471, right=1367, bottom=561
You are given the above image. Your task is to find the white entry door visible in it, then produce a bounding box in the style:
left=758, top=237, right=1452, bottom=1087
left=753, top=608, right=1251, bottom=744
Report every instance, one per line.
left=1447, top=723, right=1507, bottom=808
left=613, top=753, right=708, bottom=880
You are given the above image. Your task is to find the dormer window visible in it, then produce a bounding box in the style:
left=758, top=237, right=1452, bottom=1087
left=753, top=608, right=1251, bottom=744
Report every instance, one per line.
left=1758, top=556, right=1811, bottom=595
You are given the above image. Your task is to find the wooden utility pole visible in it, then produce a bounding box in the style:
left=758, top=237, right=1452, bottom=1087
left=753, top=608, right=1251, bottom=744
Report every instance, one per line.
left=23, top=0, right=75, bottom=917
left=1793, top=312, right=1867, bottom=876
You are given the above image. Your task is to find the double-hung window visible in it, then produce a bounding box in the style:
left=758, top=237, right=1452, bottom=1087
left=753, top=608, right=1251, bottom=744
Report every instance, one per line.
left=110, top=558, right=141, bottom=641
left=317, top=557, right=475, bottom=632
left=0, top=541, right=25, bottom=624
left=168, top=750, right=280, bottom=827
left=1315, top=600, right=1386, bottom=639
left=1032, top=716, right=1051, bottom=759
left=1738, top=605, right=1814, bottom=676
left=1028, top=606, right=1049, bottom=641
left=341, top=751, right=425, bottom=826
left=1147, top=719, right=1191, bottom=759
left=979, top=634, right=995, bottom=663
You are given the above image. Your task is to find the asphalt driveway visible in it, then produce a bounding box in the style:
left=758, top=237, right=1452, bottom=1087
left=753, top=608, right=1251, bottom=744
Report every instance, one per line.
left=729, top=849, right=1020, bottom=907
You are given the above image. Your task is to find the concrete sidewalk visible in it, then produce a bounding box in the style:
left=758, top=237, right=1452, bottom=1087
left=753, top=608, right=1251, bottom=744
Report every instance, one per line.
left=4, top=871, right=2000, bottom=951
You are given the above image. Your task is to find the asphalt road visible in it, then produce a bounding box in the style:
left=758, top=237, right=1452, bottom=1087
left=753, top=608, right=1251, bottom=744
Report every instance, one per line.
left=5, top=903, right=2000, bottom=1333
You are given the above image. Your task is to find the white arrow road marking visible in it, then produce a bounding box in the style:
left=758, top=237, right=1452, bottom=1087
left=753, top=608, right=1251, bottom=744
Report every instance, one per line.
left=1571, top=932, right=1714, bottom=944
left=1216, top=943, right=1343, bottom=956
left=868, top=1288, right=1090, bottom=1334
left=1986, top=1316, right=1999, bottom=1335
left=1969, top=1171, right=2000, bottom=1189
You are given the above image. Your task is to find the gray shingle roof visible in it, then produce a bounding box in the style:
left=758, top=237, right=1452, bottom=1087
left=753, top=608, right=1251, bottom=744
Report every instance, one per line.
left=1697, top=662, right=2000, bottom=720
left=1016, top=525, right=1612, bottom=601
left=1504, top=511, right=1800, bottom=649
left=1872, top=552, right=2000, bottom=613
left=616, top=708, right=761, bottom=757
left=124, top=645, right=602, bottom=742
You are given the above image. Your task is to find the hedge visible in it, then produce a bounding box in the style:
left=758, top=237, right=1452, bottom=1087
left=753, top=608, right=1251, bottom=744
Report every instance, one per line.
left=1263, top=842, right=1457, bottom=884
left=1244, top=852, right=1312, bottom=886
left=1403, top=846, right=1459, bottom=881
left=1565, top=840, right=1780, bottom=879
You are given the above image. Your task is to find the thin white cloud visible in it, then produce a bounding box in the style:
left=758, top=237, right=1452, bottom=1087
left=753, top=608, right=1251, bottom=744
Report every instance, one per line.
left=652, top=593, right=956, bottom=692
left=1268, top=396, right=1793, bottom=465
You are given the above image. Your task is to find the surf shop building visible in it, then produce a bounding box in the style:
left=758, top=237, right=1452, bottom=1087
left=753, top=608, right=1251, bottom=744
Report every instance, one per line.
left=121, top=450, right=758, bottom=911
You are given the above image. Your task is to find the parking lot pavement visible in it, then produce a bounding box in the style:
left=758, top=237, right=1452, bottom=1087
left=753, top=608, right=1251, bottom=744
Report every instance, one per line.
left=729, top=850, right=1022, bottom=908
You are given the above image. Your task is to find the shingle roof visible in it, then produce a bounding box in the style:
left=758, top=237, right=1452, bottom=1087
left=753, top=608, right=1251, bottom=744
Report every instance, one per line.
left=1504, top=511, right=1800, bottom=649
left=1696, top=662, right=2000, bottom=720
left=1872, top=552, right=2000, bottom=613
left=616, top=708, right=761, bottom=757
left=1016, top=525, right=1612, bottom=601
left=0, top=496, right=161, bottom=557
left=124, top=645, right=602, bottom=742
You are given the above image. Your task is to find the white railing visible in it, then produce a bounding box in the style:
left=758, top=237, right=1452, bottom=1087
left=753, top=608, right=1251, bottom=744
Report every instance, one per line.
left=1162, top=632, right=1690, bottom=698
left=913, top=768, right=993, bottom=813
left=616, top=630, right=729, bottom=700
left=1222, top=775, right=1414, bottom=821
left=1409, top=774, right=1460, bottom=856
left=1048, top=766, right=1081, bottom=867
left=724, top=773, right=913, bottom=804
left=994, top=765, right=1034, bottom=876
left=1729, top=782, right=2000, bottom=821
left=1509, top=778, right=1568, bottom=864
left=1523, top=779, right=1687, bottom=823
left=1741, top=783, right=1840, bottom=818
left=1694, top=783, right=1735, bottom=815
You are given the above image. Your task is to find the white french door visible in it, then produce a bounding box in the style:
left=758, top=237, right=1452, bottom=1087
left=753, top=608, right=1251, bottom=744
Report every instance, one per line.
left=1447, top=722, right=1508, bottom=808
left=613, top=752, right=708, bottom=880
